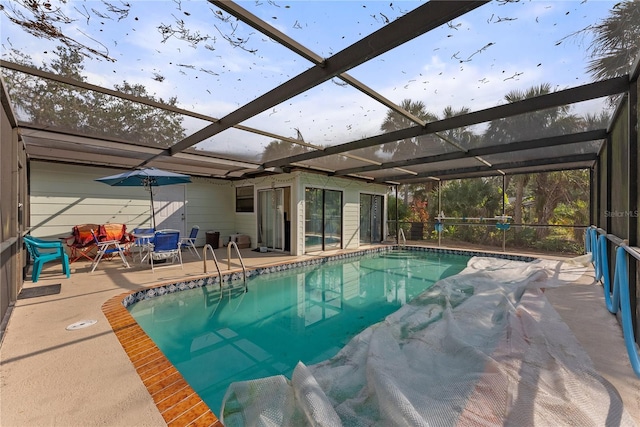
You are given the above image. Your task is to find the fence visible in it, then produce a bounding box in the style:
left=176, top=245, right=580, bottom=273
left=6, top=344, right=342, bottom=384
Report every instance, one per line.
left=386, top=220, right=587, bottom=255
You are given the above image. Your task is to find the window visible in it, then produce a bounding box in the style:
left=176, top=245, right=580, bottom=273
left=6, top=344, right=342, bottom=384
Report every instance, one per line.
left=236, top=186, right=254, bottom=213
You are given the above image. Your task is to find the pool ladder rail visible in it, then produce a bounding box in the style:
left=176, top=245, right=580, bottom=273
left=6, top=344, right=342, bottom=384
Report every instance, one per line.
left=202, top=242, right=248, bottom=293
left=398, top=228, right=406, bottom=247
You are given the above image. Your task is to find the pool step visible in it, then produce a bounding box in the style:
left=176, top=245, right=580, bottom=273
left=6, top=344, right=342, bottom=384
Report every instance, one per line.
left=381, top=252, right=423, bottom=260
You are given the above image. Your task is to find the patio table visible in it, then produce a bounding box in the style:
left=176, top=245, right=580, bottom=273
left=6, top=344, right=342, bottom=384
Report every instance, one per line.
left=132, top=232, right=155, bottom=264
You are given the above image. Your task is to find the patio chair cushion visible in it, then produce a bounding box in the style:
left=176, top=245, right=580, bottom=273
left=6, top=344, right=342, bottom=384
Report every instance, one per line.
left=73, top=224, right=101, bottom=246
left=98, top=223, right=133, bottom=244
left=151, top=251, right=176, bottom=260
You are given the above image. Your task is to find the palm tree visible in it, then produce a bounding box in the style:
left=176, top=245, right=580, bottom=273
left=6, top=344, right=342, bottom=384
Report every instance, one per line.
left=484, top=84, right=582, bottom=237
left=380, top=100, right=475, bottom=206
left=585, top=1, right=640, bottom=80
left=486, top=84, right=576, bottom=142
left=380, top=99, right=433, bottom=205
left=380, top=99, right=439, bottom=159
left=261, top=140, right=311, bottom=163
left=438, top=105, right=476, bottom=148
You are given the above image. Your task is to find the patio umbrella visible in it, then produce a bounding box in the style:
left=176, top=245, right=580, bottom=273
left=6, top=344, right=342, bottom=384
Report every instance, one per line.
left=95, top=167, right=192, bottom=229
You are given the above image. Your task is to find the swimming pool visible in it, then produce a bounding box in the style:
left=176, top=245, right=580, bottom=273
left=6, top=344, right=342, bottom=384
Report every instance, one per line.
left=128, top=249, right=471, bottom=412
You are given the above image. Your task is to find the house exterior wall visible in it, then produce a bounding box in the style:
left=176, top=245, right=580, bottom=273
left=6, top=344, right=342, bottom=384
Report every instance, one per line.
left=31, top=162, right=153, bottom=238
left=29, top=162, right=235, bottom=249
left=29, top=163, right=388, bottom=257
left=183, top=178, right=235, bottom=248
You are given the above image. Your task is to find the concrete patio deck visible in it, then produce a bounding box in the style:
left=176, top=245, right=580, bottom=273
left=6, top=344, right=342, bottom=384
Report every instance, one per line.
left=1, top=244, right=638, bottom=426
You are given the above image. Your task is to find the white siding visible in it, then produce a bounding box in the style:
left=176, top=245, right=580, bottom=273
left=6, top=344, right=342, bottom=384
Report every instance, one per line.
left=295, top=175, right=306, bottom=256
left=343, top=191, right=360, bottom=250
left=30, top=163, right=387, bottom=254
left=232, top=213, right=256, bottom=247
left=184, top=177, right=234, bottom=248
left=31, top=162, right=151, bottom=238
left=29, top=162, right=234, bottom=243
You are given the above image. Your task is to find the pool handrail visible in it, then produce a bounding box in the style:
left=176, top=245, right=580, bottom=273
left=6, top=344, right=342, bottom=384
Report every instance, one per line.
left=227, top=241, right=248, bottom=292
left=203, top=243, right=223, bottom=290
left=398, top=228, right=406, bottom=247
left=587, top=225, right=640, bottom=377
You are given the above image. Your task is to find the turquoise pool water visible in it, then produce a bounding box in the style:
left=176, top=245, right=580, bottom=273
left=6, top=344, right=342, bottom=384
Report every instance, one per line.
left=128, top=250, right=470, bottom=413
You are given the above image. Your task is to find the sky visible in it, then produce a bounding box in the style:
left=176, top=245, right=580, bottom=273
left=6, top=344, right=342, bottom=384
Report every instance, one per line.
left=0, top=0, right=626, bottom=162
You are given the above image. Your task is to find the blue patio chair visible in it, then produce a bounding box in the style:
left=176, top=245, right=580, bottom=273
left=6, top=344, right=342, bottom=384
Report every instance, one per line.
left=90, top=229, right=130, bottom=273
left=23, top=235, right=71, bottom=282
left=150, top=229, right=183, bottom=272
left=180, top=225, right=200, bottom=259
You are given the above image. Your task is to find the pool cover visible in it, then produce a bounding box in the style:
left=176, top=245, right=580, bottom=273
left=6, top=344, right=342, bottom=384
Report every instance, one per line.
left=220, top=256, right=636, bottom=426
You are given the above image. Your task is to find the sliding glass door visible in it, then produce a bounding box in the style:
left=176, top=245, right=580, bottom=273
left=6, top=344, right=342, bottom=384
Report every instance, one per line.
left=323, top=190, right=342, bottom=249
left=258, top=188, right=284, bottom=251
left=360, top=194, right=383, bottom=244
left=305, top=188, right=342, bottom=252
left=305, top=188, right=323, bottom=251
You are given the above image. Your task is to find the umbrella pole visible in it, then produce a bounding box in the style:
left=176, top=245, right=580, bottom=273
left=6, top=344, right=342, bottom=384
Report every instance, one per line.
left=149, top=186, right=156, bottom=229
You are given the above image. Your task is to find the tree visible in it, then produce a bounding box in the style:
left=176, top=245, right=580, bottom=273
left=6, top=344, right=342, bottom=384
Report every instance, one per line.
left=437, top=105, right=476, bottom=148
left=431, top=178, right=502, bottom=220
left=4, top=47, right=90, bottom=130
left=584, top=1, right=640, bottom=80
left=429, top=177, right=503, bottom=243
left=380, top=99, right=438, bottom=159
left=387, top=195, right=409, bottom=222
left=262, top=140, right=305, bottom=162
left=486, top=84, right=577, bottom=142
left=380, top=100, right=434, bottom=205
left=3, top=46, right=185, bottom=147
left=533, top=171, right=584, bottom=229
left=380, top=101, right=476, bottom=207
left=484, top=84, right=582, bottom=237
left=505, top=174, right=531, bottom=224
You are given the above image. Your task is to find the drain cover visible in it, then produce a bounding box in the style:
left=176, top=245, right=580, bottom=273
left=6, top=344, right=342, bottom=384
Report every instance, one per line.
left=66, top=319, right=97, bottom=331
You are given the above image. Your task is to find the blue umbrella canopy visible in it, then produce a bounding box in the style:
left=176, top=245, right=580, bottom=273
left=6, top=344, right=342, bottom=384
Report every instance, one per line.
left=95, top=167, right=191, bottom=228
left=95, top=167, right=192, bottom=187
